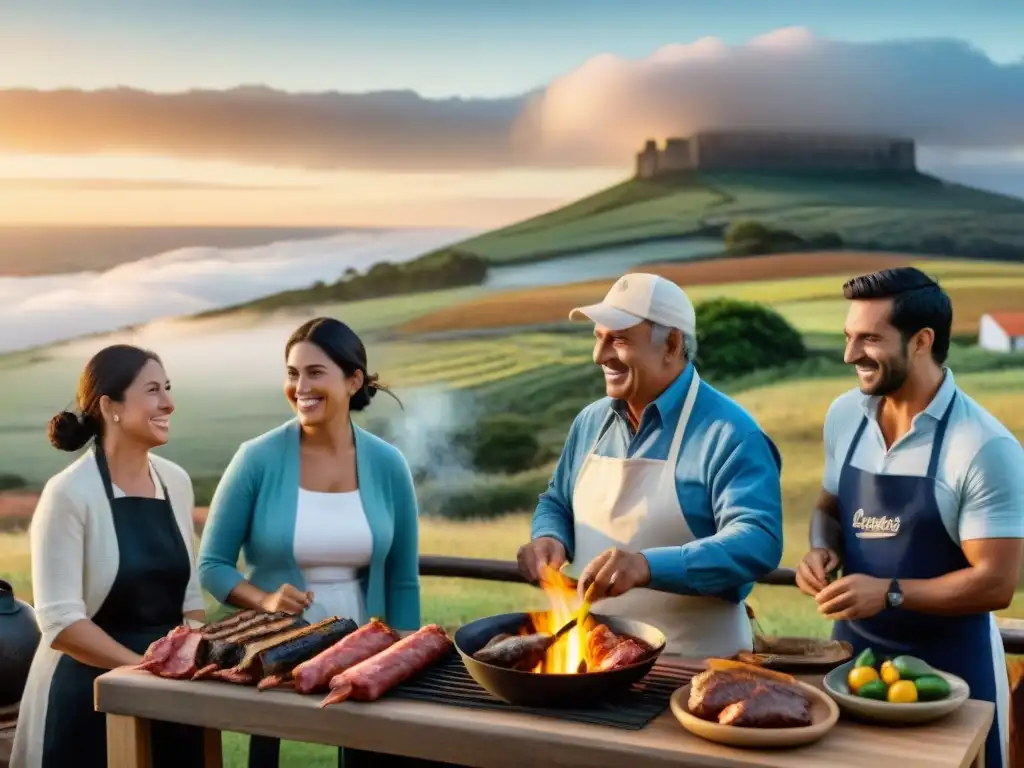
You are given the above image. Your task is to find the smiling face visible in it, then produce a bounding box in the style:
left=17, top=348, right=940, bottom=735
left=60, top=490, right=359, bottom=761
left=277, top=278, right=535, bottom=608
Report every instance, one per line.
left=284, top=340, right=362, bottom=427
left=843, top=298, right=923, bottom=396
left=592, top=321, right=682, bottom=407
left=102, top=358, right=175, bottom=448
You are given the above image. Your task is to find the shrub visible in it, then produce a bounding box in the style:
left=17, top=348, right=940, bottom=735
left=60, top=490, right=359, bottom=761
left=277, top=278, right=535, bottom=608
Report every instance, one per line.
left=695, top=298, right=807, bottom=380
left=0, top=473, right=27, bottom=491
left=457, top=413, right=542, bottom=475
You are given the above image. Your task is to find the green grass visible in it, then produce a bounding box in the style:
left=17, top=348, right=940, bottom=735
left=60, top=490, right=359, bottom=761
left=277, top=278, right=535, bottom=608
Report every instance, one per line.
left=450, top=171, right=1024, bottom=264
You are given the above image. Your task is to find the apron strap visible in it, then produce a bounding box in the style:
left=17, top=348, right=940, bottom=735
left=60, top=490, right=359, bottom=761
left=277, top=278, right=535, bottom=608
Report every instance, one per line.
left=666, top=369, right=701, bottom=467
left=94, top=441, right=172, bottom=503
left=842, top=414, right=870, bottom=471
left=925, top=392, right=958, bottom=480
left=93, top=440, right=117, bottom=504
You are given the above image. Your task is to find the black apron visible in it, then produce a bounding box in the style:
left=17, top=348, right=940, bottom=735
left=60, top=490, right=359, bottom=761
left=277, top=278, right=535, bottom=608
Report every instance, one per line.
left=832, top=394, right=1006, bottom=768
left=41, top=444, right=205, bottom=768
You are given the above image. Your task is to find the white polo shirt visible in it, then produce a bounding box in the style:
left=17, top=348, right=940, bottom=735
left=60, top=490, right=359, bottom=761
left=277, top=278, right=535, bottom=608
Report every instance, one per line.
left=822, top=369, right=1024, bottom=545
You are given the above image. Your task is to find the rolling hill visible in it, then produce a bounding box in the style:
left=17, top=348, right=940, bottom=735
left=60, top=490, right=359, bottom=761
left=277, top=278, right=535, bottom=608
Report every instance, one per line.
left=451, top=170, right=1024, bottom=263
left=208, top=169, right=1024, bottom=317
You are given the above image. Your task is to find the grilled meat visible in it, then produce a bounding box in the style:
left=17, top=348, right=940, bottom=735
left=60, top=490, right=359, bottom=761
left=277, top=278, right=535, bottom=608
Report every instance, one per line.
left=197, top=616, right=356, bottom=684
left=260, top=618, right=400, bottom=693
left=718, top=685, right=812, bottom=728
left=320, top=625, right=452, bottom=707
left=202, top=615, right=307, bottom=669
left=473, top=632, right=555, bottom=670
left=594, top=637, right=648, bottom=671
left=688, top=669, right=810, bottom=726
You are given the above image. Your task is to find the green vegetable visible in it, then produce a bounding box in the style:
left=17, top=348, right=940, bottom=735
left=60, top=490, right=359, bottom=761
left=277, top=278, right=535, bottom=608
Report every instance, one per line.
left=857, top=678, right=888, bottom=700
left=914, top=675, right=951, bottom=701
left=891, top=655, right=934, bottom=681
left=854, top=648, right=877, bottom=669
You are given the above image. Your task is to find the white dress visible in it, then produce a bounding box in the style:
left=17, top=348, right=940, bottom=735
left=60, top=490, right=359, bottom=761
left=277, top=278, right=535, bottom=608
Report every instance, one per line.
left=292, top=488, right=374, bottom=625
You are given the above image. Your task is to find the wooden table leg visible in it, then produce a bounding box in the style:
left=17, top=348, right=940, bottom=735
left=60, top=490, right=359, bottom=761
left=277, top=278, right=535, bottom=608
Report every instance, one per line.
left=106, top=714, right=150, bottom=768
left=203, top=728, right=223, bottom=768
left=970, top=744, right=986, bottom=768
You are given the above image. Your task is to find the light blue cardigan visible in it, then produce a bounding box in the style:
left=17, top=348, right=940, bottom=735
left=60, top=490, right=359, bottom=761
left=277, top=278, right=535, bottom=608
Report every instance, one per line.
left=197, top=419, right=421, bottom=630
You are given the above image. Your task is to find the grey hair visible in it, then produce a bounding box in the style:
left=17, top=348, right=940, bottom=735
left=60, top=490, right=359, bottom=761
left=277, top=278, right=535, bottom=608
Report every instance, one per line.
left=651, top=322, right=697, bottom=360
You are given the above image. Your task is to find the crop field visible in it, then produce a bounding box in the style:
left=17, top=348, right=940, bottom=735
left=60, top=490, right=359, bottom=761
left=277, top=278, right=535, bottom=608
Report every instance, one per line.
left=453, top=172, right=1024, bottom=263
left=398, top=254, right=1024, bottom=336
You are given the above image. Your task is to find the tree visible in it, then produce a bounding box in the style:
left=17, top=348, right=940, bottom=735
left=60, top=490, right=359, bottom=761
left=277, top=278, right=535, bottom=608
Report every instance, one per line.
left=694, top=298, right=806, bottom=379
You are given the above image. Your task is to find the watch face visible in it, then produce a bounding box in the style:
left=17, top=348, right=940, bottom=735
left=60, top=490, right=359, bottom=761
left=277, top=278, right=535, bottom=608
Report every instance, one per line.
left=888, top=592, right=904, bottom=608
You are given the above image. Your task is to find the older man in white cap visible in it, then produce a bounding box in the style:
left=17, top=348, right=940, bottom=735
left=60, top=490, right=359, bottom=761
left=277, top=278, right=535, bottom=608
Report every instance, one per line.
left=517, top=273, right=784, bottom=658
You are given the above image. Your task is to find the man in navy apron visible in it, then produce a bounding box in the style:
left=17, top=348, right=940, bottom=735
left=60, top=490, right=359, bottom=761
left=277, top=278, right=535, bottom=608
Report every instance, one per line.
left=796, top=267, right=1024, bottom=768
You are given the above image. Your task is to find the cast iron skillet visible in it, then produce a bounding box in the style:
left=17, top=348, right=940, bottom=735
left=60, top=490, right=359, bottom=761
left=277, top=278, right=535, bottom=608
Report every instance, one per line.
left=454, top=612, right=666, bottom=707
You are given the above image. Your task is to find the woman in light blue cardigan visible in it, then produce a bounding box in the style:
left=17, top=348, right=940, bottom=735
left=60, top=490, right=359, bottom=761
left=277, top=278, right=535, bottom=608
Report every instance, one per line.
left=198, top=317, right=430, bottom=768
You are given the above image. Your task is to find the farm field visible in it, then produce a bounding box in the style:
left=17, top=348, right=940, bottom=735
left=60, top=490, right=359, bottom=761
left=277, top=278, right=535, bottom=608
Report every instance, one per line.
left=3, top=365, right=1024, bottom=766
left=399, top=254, right=1024, bottom=335
left=4, top=252, right=1024, bottom=484
left=452, top=171, right=1024, bottom=263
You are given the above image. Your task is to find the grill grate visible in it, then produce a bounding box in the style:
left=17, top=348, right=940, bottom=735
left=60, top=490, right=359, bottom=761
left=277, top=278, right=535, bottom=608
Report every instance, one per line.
left=387, top=654, right=697, bottom=730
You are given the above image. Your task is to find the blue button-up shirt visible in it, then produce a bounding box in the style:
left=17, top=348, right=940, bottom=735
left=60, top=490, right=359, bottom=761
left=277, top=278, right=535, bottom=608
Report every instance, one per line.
left=531, top=363, right=784, bottom=603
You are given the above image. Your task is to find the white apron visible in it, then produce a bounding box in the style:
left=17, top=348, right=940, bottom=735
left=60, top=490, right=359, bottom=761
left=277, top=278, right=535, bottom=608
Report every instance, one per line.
left=563, top=370, right=753, bottom=658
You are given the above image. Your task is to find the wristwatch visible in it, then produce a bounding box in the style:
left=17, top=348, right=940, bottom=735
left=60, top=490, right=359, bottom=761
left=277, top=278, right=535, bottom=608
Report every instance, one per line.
left=884, top=579, right=903, bottom=609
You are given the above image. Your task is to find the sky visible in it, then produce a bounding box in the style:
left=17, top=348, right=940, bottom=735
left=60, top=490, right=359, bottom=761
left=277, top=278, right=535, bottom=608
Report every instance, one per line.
left=1, top=0, right=1022, bottom=227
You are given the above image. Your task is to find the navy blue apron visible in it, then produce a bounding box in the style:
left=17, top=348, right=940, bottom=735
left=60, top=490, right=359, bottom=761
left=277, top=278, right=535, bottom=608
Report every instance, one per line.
left=832, top=394, right=1004, bottom=768
left=40, top=444, right=205, bottom=768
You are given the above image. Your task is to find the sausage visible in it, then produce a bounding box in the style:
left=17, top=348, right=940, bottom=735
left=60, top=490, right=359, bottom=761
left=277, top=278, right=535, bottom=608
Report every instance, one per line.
left=258, top=618, right=400, bottom=693
left=318, top=624, right=452, bottom=707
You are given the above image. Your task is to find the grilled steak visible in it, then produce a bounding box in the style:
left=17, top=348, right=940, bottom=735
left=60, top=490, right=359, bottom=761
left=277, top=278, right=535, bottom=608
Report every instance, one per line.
left=718, top=685, right=812, bottom=728
left=594, top=637, right=648, bottom=671
left=199, top=616, right=356, bottom=684
left=688, top=671, right=762, bottom=719
left=689, top=669, right=811, bottom=726
left=202, top=615, right=307, bottom=669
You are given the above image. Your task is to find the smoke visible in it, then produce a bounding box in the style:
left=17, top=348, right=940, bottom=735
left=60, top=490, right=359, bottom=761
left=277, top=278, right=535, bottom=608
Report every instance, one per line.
left=3, top=30, right=1024, bottom=171
left=366, top=387, right=483, bottom=487
left=0, top=226, right=478, bottom=354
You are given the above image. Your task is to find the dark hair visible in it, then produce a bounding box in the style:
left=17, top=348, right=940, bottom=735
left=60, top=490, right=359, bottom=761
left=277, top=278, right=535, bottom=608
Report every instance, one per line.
left=842, top=267, right=952, bottom=364
left=48, top=344, right=162, bottom=452
left=285, top=317, right=400, bottom=412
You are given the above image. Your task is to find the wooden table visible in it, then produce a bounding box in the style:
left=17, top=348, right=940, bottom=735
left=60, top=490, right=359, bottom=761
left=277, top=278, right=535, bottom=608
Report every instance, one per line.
left=95, top=666, right=994, bottom=768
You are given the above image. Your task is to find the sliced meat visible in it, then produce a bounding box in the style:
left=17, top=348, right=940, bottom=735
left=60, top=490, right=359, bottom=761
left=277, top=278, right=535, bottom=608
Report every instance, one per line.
left=154, top=632, right=204, bottom=680
left=260, top=619, right=399, bottom=693
left=717, top=685, right=812, bottom=728
left=319, top=625, right=452, bottom=706
left=688, top=671, right=762, bottom=720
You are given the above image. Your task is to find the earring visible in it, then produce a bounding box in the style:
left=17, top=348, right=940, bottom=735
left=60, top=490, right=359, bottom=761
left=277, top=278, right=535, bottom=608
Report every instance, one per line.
left=113, top=414, right=120, bottom=423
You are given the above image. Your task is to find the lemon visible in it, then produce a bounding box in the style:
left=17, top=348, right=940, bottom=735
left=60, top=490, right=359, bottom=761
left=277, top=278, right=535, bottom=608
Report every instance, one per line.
left=847, top=665, right=880, bottom=693
left=887, top=680, right=919, bottom=703
left=880, top=660, right=900, bottom=685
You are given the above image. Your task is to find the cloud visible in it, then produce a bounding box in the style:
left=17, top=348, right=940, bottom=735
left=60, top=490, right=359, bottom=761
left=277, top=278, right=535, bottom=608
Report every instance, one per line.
left=1, top=29, right=1023, bottom=171
left=0, top=227, right=477, bottom=353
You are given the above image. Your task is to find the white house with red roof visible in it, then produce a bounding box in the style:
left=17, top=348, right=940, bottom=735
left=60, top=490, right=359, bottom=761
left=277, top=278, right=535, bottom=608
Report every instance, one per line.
left=979, top=312, right=1024, bottom=353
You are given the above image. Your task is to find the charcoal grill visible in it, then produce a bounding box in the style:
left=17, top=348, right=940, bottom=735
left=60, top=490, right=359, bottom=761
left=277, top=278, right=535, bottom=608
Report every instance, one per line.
left=388, top=652, right=698, bottom=730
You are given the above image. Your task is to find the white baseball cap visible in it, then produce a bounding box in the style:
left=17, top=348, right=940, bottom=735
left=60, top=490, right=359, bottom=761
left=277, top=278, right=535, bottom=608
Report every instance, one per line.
left=569, top=273, right=696, bottom=335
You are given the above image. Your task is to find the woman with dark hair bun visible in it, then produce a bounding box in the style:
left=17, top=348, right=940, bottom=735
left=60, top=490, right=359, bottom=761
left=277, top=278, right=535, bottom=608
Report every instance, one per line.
left=198, top=318, right=443, bottom=768
left=11, top=345, right=206, bottom=768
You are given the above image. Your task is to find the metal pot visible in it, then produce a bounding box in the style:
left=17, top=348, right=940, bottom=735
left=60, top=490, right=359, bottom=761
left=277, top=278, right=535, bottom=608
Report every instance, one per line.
left=0, top=580, right=40, bottom=707
left=454, top=612, right=665, bottom=708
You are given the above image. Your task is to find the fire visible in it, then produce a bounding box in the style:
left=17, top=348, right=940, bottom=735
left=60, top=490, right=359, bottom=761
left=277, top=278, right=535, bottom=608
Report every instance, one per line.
left=527, top=565, right=592, bottom=674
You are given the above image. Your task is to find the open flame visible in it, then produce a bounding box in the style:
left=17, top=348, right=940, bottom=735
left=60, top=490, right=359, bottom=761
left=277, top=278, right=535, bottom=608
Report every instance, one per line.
left=526, top=565, right=593, bottom=674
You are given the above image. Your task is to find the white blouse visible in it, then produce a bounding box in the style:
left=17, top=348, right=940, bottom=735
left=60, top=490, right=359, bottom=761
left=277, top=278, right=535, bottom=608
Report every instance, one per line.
left=292, top=488, right=373, bottom=625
